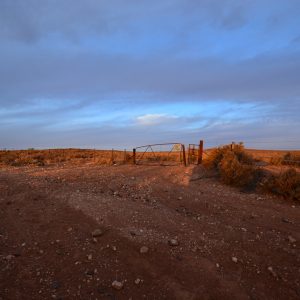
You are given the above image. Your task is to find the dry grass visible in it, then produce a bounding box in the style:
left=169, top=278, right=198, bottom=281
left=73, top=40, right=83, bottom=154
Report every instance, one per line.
left=0, top=149, right=132, bottom=166
left=245, top=149, right=300, bottom=166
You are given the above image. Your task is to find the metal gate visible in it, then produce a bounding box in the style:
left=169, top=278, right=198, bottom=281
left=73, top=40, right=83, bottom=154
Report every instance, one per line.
left=133, top=143, right=186, bottom=166
left=188, top=141, right=203, bottom=165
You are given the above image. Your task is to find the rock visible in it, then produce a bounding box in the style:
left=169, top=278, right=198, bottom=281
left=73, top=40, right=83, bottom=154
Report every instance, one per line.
left=267, top=266, right=277, bottom=277
left=92, top=229, right=103, bottom=237
left=140, top=246, right=149, bottom=254
left=135, top=278, right=141, bottom=285
left=52, top=281, right=60, bottom=289
left=168, top=239, right=179, bottom=246
left=130, top=231, right=137, bottom=237
left=87, top=254, right=92, bottom=260
left=232, top=257, right=238, bottom=263
left=112, top=280, right=123, bottom=290
left=288, top=236, right=297, bottom=243
left=86, top=270, right=94, bottom=276
left=178, top=196, right=183, bottom=200
left=5, top=254, right=14, bottom=261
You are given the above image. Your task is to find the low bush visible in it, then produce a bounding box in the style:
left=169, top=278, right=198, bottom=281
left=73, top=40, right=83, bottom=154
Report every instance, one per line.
left=204, top=143, right=259, bottom=189
left=283, top=152, right=300, bottom=166
left=218, top=151, right=260, bottom=189
left=204, top=143, right=253, bottom=169
left=204, top=143, right=300, bottom=201
left=263, top=169, right=300, bottom=201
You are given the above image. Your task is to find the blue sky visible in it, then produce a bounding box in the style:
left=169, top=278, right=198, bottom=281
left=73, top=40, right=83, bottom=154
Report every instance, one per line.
left=0, top=0, right=299, bottom=149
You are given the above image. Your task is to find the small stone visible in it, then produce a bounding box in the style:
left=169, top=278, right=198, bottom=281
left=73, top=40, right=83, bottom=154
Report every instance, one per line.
left=267, top=266, right=277, bottom=277
left=112, top=246, right=117, bottom=251
left=168, top=239, right=179, bottom=246
left=288, top=236, right=297, bottom=243
left=92, top=229, right=103, bottom=237
left=6, top=254, right=14, bottom=261
left=87, top=254, right=92, bottom=260
left=52, top=281, right=60, bottom=289
left=135, top=278, right=141, bottom=285
left=112, top=280, right=123, bottom=290
left=86, top=270, right=94, bottom=276
left=216, top=263, right=220, bottom=268
left=140, top=246, right=149, bottom=254
left=232, top=257, right=238, bottom=263
left=67, top=227, right=73, bottom=232
left=178, top=196, right=183, bottom=200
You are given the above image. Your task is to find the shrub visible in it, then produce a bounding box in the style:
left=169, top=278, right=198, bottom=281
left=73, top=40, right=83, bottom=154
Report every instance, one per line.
left=218, top=151, right=258, bottom=188
left=282, top=152, right=300, bottom=166
left=204, top=143, right=259, bottom=190
left=263, top=169, right=300, bottom=201
left=204, top=143, right=253, bottom=169
left=270, top=156, right=283, bottom=166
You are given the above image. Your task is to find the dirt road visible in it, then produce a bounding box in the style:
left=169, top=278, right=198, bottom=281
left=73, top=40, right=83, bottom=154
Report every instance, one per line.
left=0, top=164, right=299, bottom=299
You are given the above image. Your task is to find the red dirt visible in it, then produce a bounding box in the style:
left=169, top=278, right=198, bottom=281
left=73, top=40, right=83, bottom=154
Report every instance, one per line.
left=0, top=164, right=299, bottom=299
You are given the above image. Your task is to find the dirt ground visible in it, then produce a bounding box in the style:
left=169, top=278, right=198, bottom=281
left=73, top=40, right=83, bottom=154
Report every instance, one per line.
left=0, top=164, right=299, bottom=300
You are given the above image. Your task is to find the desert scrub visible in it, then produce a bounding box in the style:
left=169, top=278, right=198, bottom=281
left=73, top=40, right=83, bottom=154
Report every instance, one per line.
left=204, top=143, right=260, bottom=189
left=283, top=152, right=300, bottom=166
left=204, top=143, right=253, bottom=168
left=263, top=168, right=300, bottom=201
left=219, top=151, right=259, bottom=188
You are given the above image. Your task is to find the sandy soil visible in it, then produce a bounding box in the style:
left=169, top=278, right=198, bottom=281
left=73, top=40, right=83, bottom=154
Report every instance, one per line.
left=0, top=164, right=299, bottom=300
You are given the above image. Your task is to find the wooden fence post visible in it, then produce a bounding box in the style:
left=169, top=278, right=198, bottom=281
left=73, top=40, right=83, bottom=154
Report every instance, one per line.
left=111, top=148, right=114, bottom=164
left=182, top=144, right=187, bottom=166
left=231, top=142, right=235, bottom=151
left=133, top=148, right=136, bottom=165
left=198, top=140, right=204, bottom=164
left=123, top=149, right=127, bottom=164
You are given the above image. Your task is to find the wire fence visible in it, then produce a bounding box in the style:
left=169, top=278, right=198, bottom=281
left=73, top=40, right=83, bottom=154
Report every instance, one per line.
left=0, top=140, right=299, bottom=167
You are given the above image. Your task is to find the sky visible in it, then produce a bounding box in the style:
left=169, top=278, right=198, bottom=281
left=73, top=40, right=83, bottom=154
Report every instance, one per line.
left=0, top=0, right=300, bottom=150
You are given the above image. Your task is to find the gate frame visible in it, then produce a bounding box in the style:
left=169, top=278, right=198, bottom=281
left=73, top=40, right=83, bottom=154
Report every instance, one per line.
left=133, top=143, right=186, bottom=166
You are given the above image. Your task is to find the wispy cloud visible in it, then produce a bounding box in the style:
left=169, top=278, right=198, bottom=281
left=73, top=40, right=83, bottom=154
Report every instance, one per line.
left=0, top=0, right=299, bottom=149
left=136, top=114, right=178, bottom=126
